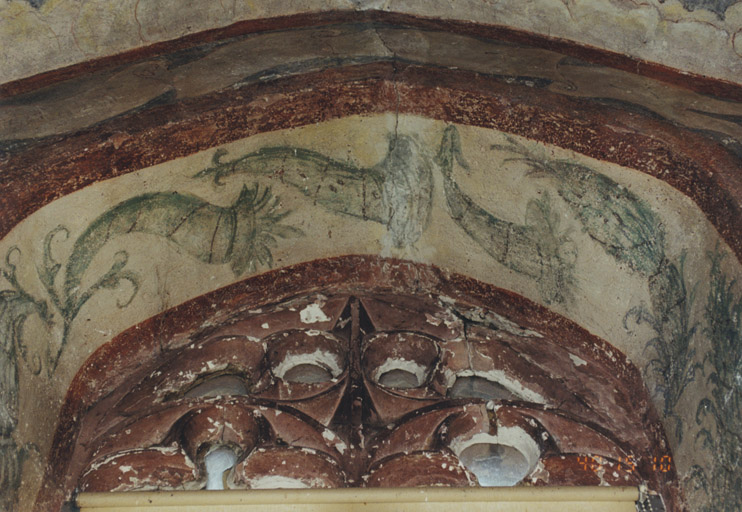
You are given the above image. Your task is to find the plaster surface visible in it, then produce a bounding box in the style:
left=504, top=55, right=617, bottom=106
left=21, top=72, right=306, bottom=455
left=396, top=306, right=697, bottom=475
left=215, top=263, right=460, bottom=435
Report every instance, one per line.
left=2, top=9, right=742, bottom=511
left=1, top=115, right=740, bottom=510
left=2, top=1, right=742, bottom=84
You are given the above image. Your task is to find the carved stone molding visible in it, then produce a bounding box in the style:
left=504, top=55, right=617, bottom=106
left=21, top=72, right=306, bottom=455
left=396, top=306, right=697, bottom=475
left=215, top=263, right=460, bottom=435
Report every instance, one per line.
left=37, top=256, right=679, bottom=510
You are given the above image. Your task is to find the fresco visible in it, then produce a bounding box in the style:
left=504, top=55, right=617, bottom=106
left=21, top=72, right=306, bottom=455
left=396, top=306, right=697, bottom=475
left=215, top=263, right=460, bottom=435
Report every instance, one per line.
left=0, top=262, right=39, bottom=512
left=625, top=254, right=702, bottom=443
left=0, top=116, right=740, bottom=510
left=4, top=24, right=742, bottom=159
left=198, top=135, right=433, bottom=250
left=681, top=0, right=739, bottom=17
left=437, top=127, right=576, bottom=305
left=2, top=0, right=742, bottom=84
left=198, top=125, right=576, bottom=304
left=689, top=249, right=742, bottom=511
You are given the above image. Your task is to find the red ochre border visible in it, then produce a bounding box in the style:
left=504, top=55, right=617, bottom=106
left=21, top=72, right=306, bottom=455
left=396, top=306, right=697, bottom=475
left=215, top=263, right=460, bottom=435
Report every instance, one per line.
left=1, top=61, right=741, bottom=265
left=35, top=255, right=679, bottom=511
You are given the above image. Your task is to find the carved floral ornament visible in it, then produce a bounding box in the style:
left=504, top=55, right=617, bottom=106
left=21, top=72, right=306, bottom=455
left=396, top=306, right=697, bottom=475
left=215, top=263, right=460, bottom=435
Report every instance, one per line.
left=48, top=261, right=677, bottom=509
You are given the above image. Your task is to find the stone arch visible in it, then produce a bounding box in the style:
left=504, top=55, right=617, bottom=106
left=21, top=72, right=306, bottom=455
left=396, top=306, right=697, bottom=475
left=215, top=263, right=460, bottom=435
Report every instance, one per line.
left=37, top=257, right=678, bottom=510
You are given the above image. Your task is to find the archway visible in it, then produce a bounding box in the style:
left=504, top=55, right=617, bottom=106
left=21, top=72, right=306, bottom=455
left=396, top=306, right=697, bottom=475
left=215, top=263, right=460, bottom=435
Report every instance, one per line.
left=1, top=9, right=741, bottom=512
left=38, top=257, right=678, bottom=510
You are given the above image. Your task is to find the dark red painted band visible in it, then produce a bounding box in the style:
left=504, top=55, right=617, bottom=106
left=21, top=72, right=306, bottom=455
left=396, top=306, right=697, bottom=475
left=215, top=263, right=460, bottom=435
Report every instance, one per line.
left=2, top=62, right=740, bottom=265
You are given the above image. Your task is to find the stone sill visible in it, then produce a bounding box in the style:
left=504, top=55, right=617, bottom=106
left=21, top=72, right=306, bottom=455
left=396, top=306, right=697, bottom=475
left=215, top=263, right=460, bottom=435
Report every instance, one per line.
left=77, top=486, right=640, bottom=511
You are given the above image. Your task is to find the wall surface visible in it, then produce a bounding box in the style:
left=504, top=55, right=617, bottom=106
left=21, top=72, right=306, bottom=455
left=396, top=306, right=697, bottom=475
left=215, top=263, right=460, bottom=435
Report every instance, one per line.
left=3, top=113, right=741, bottom=510
left=1, top=4, right=742, bottom=512
left=3, top=0, right=742, bottom=84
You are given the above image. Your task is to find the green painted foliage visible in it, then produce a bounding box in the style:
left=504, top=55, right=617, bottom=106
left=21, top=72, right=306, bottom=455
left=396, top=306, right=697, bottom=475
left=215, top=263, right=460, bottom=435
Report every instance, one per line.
left=624, top=256, right=701, bottom=443
left=691, top=249, right=742, bottom=512
left=0, top=250, right=48, bottom=380
left=63, top=185, right=300, bottom=302
left=196, top=135, right=435, bottom=249
left=438, top=126, right=576, bottom=304
left=0, top=184, right=300, bottom=376
left=492, top=137, right=665, bottom=277
left=0, top=181, right=300, bottom=509
left=487, top=136, right=707, bottom=445
left=0, top=250, right=46, bottom=512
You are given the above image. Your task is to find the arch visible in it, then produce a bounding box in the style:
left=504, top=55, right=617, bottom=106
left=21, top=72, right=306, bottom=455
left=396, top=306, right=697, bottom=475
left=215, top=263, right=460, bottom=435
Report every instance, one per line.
left=1, top=10, right=740, bottom=512
left=37, top=257, right=678, bottom=510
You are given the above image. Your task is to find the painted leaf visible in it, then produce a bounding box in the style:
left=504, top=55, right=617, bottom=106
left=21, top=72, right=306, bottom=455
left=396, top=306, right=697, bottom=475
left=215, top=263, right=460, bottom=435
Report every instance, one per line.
left=0, top=290, right=30, bottom=434
left=693, top=248, right=742, bottom=512
left=553, top=162, right=665, bottom=276
left=493, top=138, right=665, bottom=276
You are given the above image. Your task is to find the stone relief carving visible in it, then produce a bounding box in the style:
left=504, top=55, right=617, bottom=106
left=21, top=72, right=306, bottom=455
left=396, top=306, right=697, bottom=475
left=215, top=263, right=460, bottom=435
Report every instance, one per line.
left=68, top=292, right=669, bottom=500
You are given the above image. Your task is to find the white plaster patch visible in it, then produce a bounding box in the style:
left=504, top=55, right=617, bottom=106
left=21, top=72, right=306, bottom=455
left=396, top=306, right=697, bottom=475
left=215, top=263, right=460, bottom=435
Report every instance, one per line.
left=459, top=307, right=543, bottom=338
left=322, top=429, right=347, bottom=454
left=272, top=349, right=343, bottom=379
left=569, top=353, right=587, bottom=367
left=248, top=475, right=310, bottom=489
left=373, top=358, right=428, bottom=387
left=448, top=370, right=546, bottom=404
left=300, top=303, right=331, bottom=323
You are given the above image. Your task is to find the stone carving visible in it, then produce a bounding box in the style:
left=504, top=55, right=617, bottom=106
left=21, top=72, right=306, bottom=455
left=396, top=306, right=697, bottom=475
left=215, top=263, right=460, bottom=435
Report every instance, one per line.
left=4, top=122, right=728, bottom=510
left=0, top=184, right=299, bottom=510
left=65, top=289, right=673, bottom=505
left=486, top=133, right=742, bottom=509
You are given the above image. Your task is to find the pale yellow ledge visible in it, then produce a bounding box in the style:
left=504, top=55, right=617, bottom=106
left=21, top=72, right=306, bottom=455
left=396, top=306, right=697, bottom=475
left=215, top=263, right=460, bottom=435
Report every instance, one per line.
left=77, top=486, right=640, bottom=511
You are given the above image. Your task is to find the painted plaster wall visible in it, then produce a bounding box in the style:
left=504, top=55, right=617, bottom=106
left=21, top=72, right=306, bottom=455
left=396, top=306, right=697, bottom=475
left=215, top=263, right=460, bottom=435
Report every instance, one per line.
left=5, top=24, right=742, bottom=156
left=2, top=0, right=742, bottom=85
left=1, top=115, right=740, bottom=510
